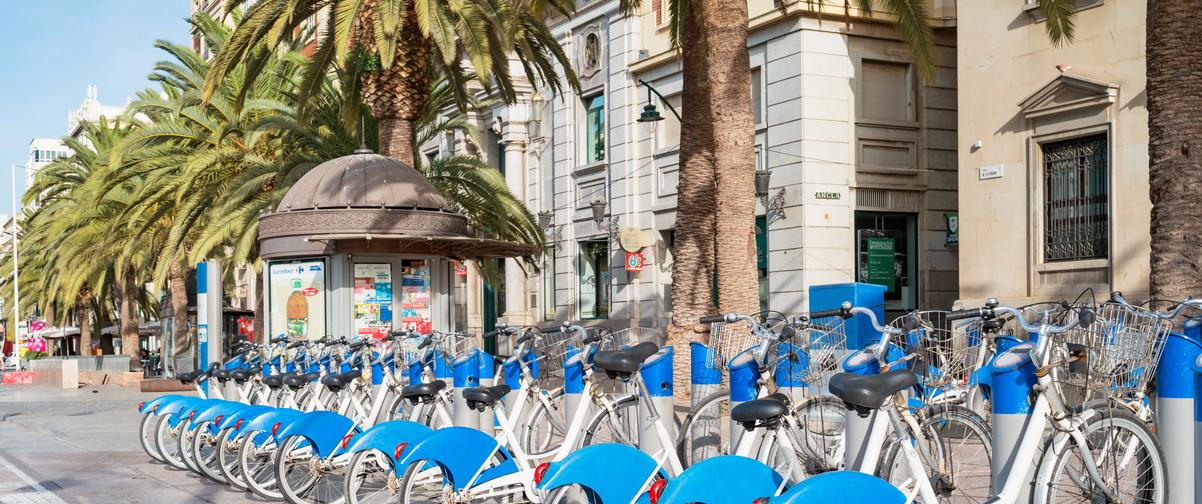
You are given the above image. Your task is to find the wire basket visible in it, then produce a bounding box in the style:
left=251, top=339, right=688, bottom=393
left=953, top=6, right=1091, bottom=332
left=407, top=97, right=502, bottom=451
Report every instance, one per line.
left=606, top=327, right=662, bottom=349
left=437, top=331, right=479, bottom=358
left=1056, top=303, right=1172, bottom=400
left=705, top=320, right=761, bottom=371
left=773, top=315, right=848, bottom=388
left=894, top=311, right=987, bottom=390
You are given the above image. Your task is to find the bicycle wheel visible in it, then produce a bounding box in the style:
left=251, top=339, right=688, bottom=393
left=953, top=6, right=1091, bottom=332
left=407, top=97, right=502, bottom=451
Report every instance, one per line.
left=675, top=390, right=729, bottom=468
left=177, top=419, right=202, bottom=473
left=154, top=414, right=188, bottom=470
left=1032, top=407, right=1166, bottom=504
left=139, top=413, right=163, bottom=462
left=344, top=450, right=397, bottom=504
left=581, top=395, right=642, bottom=447
left=790, top=395, right=846, bottom=473
left=240, top=431, right=284, bottom=499
left=878, top=404, right=992, bottom=503
left=190, top=422, right=224, bottom=482
left=276, top=434, right=348, bottom=504
left=217, top=427, right=249, bottom=490
left=397, top=461, right=448, bottom=504
left=521, top=388, right=569, bottom=458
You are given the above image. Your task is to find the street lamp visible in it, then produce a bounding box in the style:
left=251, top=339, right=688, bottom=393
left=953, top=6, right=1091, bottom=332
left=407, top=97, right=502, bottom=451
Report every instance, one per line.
left=636, top=80, right=682, bottom=124
left=9, top=164, right=21, bottom=371
left=756, top=167, right=786, bottom=220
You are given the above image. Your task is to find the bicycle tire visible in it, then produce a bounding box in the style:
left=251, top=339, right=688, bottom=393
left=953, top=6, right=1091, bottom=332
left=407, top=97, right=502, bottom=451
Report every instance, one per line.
left=275, top=434, right=347, bottom=504
left=139, top=413, right=163, bottom=462
left=521, top=387, right=569, bottom=458
left=216, top=427, right=248, bottom=490
left=240, top=430, right=284, bottom=500
left=789, top=395, right=847, bottom=473
left=344, top=449, right=397, bottom=504
left=878, top=404, right=993, bottom=503
left=581, top=394, right=642, bottom=447
left=177, top=419, right=202, bottom=473
left=675, top=390, right=730, bottom=468
left=190, top=422, right=225, bottom=482
left=154, top=414, right=188, bottom=470
left=1031, top=406, right=1167, bottom=504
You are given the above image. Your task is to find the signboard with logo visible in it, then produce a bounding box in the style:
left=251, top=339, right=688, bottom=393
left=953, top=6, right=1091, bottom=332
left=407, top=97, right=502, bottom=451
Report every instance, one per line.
left=399, top=259, right=433, bottom=333
left=268, top=259, right=327, bottom=341
left=945, top=212, right=959, bottom=246
left=353, top=263, right=394, bottom=339
left=865, top=237, right=896, bottom=292
left=625, top=252, right=645, bottom=272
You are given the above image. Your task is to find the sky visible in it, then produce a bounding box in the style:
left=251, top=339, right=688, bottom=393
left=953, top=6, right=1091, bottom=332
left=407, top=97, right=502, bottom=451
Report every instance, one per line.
left=0, top=1, right=191, bottom=215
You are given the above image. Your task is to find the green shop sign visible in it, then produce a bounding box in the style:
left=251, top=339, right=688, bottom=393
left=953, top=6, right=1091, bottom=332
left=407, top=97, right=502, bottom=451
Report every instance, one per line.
left=866, top=237, right=895, bottom=292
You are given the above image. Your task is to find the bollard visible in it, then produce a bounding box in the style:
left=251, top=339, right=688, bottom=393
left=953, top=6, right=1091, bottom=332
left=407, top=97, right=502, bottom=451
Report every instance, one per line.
left=728, top=348, right=761, bottom=452
left=563, top=347, right=586, bottom=427
left=1193, top=353, right=1202, bottom=504
left=407, top=357, right=424, bottom=386
left=452, top=348, right=482, bottom=428
left=690, top=342, right=723, bottom=461
left=1157, top=319, right=1202, bottom=504
left=638, top=346, right=675, bottom=459
left=477, top=352, right=496, bottom=432
left=838, top=341, right=905, bottom=470
left=501, top=353, right=524, bottom=414
left=989, top=342, right=1038, bottom=503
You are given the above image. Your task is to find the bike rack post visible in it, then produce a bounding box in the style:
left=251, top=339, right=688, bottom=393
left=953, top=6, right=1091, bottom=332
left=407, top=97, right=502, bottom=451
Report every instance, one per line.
left=839, top=347, right=881, bottom=470
left=563, top=346, right=586, bottom=427
left=690, top=342, right=723, bottom=461
left=728, top=349, right=761, bottom=452
left=501, top=355, right=523, bottom=414
left=1192, top=353, right=1202, bottom=504
left=774, top=341, right=806, bottom=402
left=989, top=342, right=1038, bottom=504
left=453, top=348, right=482, bottom=428
left=639, top=346, right=676, bottom=458
left=477, top=351, right=496, bottom=432
left=1156, top=319, right=1202, bottom=504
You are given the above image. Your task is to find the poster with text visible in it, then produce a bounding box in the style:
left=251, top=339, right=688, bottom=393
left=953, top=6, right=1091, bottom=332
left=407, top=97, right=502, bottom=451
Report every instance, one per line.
left=268, top=259, right=327, bottom=340
left=399, top=260, right=432, bottom=334
left=354, top=263, right=394, bottom=339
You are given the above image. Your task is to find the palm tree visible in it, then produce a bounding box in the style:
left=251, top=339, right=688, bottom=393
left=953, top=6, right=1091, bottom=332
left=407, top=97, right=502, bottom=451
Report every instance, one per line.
left=203, top=0, right=578, bottom=167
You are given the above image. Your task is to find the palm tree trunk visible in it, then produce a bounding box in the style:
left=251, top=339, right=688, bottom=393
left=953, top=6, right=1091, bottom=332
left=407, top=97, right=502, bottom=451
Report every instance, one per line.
left=77, top=293, right=93, bottom=356
left=666, top=0, right=720, bottom=402
left=378, top=117, right=417, bottom=166
left=708, top=0, right=758, bottom=318
left=357, top=6, right=429, bottom=167
left=254, top=267, right=264, bottom=344
left=1147, top=1, right=1202, bottom=303
left=119, top=267, right=141, bottom=371
left=170, top=260, right=190, bottom=360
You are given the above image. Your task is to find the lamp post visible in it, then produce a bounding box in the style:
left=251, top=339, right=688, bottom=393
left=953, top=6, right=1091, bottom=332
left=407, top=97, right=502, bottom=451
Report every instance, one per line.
left=635, top=80, right=682, bottom=124
left=10, top=164, right=21, bottom=371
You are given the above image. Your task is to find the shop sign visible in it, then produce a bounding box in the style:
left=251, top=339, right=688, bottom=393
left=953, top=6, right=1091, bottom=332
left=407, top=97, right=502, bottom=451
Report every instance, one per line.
left=625, top=252, right=645, bottom=272
left=268, top=259, right=327, bottom=340
left=945, top=212, right=959, bottom=246
left=353, top=263, right=394, bottom=339
left=866, top=237, right=895, bottom=293
left=814, top=191, right=841, bottom=200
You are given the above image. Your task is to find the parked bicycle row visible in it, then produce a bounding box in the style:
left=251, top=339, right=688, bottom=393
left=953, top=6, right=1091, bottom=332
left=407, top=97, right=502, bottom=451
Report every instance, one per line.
left=134, top=291, right=1200, bottom=503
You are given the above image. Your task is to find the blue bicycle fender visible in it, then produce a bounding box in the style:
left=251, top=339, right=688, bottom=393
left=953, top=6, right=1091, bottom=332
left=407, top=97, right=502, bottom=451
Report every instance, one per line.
left=770, top=471, right=904, bottom=504
left=139, top=394, right=186, bottom=414
left=218, top=405, right=277, bottom=432
left=243, top=408, right=305, bottom=447
left=273, top=411, right=359, bottom=458
left=193, top=401, right=251, bottom=435
left=536, top=443, right=660, bottom=504
left=393, top=427, right=518, bottom=491
left=345, top=420, right=435, bottom=457
left=659, top=456, right=784, bottom=504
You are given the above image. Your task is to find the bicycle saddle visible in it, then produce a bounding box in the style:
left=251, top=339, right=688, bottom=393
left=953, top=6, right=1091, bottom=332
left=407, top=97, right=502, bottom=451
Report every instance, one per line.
left=177, top=370, right=201, bottom=385
left=401, top=380, right=447, bottom=401
left=462, top=385, right=512, bottom=411
left=321, top=374, right=349, bottom=391
left=213, top=369, right=231, bottom=382
left=263, top=374, right=285, bottom=389
left=282, top=373, right=309, bottom=390
left=731, top=393, right=791, bottom=430
left=230, top=369, right=253, bottom=383
left=829, top=370, right=918, bottom=414
left=593, top=342, right=660, bottom=376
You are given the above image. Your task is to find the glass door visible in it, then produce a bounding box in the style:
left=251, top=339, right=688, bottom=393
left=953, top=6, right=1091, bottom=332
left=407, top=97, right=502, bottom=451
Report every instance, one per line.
left=854, top=212, right=918, bottom=311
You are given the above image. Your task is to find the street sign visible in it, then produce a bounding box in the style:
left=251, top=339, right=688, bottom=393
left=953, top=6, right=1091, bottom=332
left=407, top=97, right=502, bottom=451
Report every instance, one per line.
left=625, top=252, right=645, bottom=272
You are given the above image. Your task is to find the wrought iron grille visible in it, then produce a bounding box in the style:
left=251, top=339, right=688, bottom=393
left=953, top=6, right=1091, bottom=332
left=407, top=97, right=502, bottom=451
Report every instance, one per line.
left=1043, top=134, right=1109, bottom=262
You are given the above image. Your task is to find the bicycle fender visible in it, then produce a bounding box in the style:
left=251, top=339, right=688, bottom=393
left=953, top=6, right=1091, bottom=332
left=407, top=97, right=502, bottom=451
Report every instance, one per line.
left=345, top=420, right=434, bottom=456
left=192, top=400, right=251, bottom=435
left=218, top=405, right=276, bottom=432
left=536, top=443, right=659, bottom=504
left=659, top=456, right=784, bottom=504
left=770, top=471, right=904, bottom=504
left=243, top=408, right=305, bottom=447
left=139, top=394, right=186, bottom=414
left=273, top=411, right=359, bottom=458
left=393, top=426, right=518, bottom=491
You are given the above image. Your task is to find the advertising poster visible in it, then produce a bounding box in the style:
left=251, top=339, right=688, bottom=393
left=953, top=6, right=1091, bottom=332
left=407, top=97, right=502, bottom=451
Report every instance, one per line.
left=399, top=260, right=433, bottom=334
left=354, top=263, right=394, bottom=339
left=866, top=237, right=896, bottom=292
left=268, top=259, right=327, bottom=340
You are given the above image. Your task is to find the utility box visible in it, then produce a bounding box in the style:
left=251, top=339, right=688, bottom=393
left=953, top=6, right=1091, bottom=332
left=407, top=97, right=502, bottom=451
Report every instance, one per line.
left=809, top=283, right=886, bottom=350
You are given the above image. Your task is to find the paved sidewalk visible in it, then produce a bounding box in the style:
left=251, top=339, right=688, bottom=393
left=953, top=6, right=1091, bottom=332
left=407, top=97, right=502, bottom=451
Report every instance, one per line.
left=0, top=385, right=256, bottom=503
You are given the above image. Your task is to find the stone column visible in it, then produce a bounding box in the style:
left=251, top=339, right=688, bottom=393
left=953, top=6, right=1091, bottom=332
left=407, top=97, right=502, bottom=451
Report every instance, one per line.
left=500, top=102, right=532, bottom=325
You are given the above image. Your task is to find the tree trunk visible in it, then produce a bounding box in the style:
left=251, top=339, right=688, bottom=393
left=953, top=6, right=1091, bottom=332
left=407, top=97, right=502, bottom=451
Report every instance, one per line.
left=666, top=0, right=721, bottom=402
left=119, top=267, right=141, bottom=371
left=254, top=267, right=264, bottom=344
left=170, top=260, right=190, bottom=360
left=708, top=0, right=758, bottom=318
left=77, top=291, right=93, bottom=356
left=1147, top=1, right=1202, bottom=302
left=357, top=5, right=429, bottom=167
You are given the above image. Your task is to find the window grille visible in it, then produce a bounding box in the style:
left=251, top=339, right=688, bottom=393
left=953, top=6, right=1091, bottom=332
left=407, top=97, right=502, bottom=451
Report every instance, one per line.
left=1043, top=134, right=1108, bottom=262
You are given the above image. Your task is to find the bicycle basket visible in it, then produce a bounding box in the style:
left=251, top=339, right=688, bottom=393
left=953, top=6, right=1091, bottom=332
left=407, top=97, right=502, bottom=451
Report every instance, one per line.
left=605, top=327, right=662, bottom=350
left=894, top=311, right=986, bottom=390
left=1056, top=303, right=1172, bottom=400
left=705, top=319, right=761, bottom=371
left=773, top=315, right=848, bottom=389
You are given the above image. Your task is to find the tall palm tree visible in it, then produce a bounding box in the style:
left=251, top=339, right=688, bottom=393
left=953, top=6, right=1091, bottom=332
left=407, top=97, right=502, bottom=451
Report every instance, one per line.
left=203, top=0, right=578, bottom=167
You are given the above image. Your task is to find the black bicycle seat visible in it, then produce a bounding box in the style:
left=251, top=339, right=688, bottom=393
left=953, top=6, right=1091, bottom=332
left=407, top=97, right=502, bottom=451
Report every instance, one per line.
left=462, top=385, right=512, bottom=411
left=829, top=370, right=918, bottom=414
left=283, top=373, right=309, bottom=390
left=593, top=342, right=659, bottom=376
left=230, top=369, right=253, bottom=383
left=731, top=393, right=791, bottom=430
left=177, top=370, right=201, bottom=385
left=263, top=374, right=285, bottom=389
left=401, top=380, right=447, bottom=401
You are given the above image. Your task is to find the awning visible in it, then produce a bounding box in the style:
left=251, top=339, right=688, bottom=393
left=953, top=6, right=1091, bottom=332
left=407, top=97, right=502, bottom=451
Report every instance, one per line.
left=32, top=326, right=81, bottom=339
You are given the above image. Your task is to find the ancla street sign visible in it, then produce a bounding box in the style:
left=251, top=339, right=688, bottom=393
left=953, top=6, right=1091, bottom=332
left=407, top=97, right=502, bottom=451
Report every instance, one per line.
left=625, top=252, right=645, bottom=272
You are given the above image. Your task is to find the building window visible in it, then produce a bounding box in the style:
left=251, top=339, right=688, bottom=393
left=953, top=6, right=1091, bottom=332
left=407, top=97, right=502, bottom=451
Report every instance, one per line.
left=578, top=240, right=609, bottom=319
left=751, top=67, right=763, bottom=126
left=855, top=212, right=918, bottom=311
left=655, top=94, right=682, bottom=152
left=860, top=60, right=914, bottom=123
left=543, top=253, right=556, bottom=321
left=1042, top=134, right=1109, bottom=262
left=584, top=94, right=605, bottom=164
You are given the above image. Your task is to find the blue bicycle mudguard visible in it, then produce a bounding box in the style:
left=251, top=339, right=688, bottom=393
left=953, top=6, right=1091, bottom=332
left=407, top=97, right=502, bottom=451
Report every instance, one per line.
left=273, top=411, right=359, bottom=458
left=157, top=397, right=213, bottom=427
left=139, top=394, right=187, bottom=414
left=345, top=420, right=435, bottom=457
left=536, top=443, right=661, bottom=504
left=770, top=471, right=904, bottom=504
left=243, top=408, right=305, bottom=447
left=193, top=401, right=253, bottom=435
left=659, top=456, right=785, bottom=504
left=393, top=426, right=518, bottom=490
left=218, top=405, right=277, bottom=432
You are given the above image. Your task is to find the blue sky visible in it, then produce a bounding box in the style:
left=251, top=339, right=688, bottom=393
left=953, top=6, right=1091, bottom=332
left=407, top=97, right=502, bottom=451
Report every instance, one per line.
left=0, top=1, right=190, bottom=215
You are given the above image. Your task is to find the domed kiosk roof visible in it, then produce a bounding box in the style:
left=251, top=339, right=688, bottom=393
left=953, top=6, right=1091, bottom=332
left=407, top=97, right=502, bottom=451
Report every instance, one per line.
left=259, top=149, right=537, bottom=259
